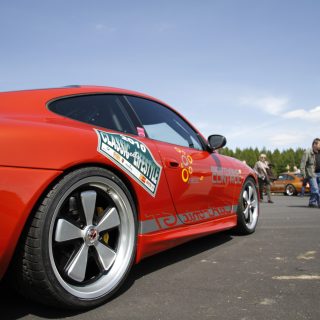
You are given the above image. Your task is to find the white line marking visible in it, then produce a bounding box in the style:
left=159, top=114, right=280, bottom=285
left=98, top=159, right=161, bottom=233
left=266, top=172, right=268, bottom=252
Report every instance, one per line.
left=273, top=275, right=320, bottom=280
left=297, top=250, right=316, bottom=260
left=260, top=298, right=276, bottom=305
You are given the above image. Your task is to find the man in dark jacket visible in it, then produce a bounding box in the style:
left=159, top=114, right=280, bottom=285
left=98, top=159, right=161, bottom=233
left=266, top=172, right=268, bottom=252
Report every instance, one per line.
left=300, top=138, right=320, bottom=208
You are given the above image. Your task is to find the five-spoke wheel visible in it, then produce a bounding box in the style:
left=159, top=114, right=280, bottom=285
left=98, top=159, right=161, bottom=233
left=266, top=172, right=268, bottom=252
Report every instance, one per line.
left=14, top=167, right=137, bottom=309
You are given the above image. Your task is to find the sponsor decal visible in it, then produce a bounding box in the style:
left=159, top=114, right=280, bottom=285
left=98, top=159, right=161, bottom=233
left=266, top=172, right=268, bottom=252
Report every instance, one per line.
left=145, top=212, right=181, bottom=231
left=140, top=205, right=237, bottom=234
left=174, top=147, right=196, bottom=183
left=137, top=127, right=146, bottom=137
left=178, top=207, right=232, bottom=223
left=211, top=166, right=242, bottom=185
left=95, top=129, right=162, bottom=196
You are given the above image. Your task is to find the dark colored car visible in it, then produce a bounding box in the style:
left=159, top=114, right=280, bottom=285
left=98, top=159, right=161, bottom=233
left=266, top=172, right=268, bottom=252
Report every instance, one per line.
left=271, top=173, right=309, bottom=196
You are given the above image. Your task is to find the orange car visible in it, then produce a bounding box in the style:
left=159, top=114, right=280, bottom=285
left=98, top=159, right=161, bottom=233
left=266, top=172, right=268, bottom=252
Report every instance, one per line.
left=271, top=173, right=309, bottom=196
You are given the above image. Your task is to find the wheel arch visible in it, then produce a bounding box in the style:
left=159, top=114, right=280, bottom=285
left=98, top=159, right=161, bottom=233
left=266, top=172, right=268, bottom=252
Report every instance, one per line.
left=60, top=163, right=140, bottom=211
left=239, top=174, right=260, bottom=204
left=242, top=174, right=259, bottom=190
left=6, top=162, right=140, bottom=279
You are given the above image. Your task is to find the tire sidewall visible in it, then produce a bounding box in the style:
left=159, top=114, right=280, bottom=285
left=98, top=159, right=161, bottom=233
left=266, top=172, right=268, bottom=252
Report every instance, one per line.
left=285, top=184, right=295, bottom=196
left=236, top=177, right=259, bottom=235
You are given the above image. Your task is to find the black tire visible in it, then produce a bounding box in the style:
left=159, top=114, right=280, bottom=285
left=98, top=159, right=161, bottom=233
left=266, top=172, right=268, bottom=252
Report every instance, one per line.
left=284, top=184, right=296, bottom=196
left=235, top=178, right=259, bottom=235
left=11, top=167, right=137, bottom=309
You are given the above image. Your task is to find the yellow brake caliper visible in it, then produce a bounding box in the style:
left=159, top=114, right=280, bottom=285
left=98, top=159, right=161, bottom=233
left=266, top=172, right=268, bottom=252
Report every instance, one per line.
left=97, top=207, right=110, bottom=245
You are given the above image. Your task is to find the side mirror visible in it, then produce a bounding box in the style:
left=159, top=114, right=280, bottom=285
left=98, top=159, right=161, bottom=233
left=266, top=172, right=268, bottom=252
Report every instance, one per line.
left=208, top=134, right=227, bottom=150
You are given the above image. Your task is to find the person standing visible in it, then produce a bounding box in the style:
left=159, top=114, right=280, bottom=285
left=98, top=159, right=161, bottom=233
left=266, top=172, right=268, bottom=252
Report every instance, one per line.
left=254, top=154, right=274, bottom=203
left=300, top=138, right=320, bottom=208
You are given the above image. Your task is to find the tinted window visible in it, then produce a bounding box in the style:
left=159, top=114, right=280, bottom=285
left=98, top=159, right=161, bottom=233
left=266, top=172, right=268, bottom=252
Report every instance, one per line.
left=126, top=96, right=203, bottom=150
left=49, top=95, right=136, bottom=134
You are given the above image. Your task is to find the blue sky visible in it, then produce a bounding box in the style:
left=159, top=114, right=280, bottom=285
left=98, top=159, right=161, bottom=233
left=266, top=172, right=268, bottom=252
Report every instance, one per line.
left=1, top=0, right=319, bottom=150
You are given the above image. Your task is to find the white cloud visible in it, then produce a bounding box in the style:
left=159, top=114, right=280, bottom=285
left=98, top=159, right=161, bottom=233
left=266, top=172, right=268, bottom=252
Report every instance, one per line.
left=283, top=106, right=320, bottom=122
left=159, top=83, right=317, bottom=150
left=269, top=133, right=305, bottom=147
left=240, top=95, right=289, bottom=115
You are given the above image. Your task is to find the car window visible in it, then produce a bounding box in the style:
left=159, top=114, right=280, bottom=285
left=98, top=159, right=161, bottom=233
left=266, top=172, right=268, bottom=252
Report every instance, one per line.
left=287, top=175, right=294, bottom=180
left=126, top=96, right=203, bottom=150
left=48, top=94, right=136, bottom=134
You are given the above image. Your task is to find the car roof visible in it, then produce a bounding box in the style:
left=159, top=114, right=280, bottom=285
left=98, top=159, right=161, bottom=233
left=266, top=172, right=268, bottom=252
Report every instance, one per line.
left=0, top=85, right=170, bottom=115
left=279, top=172, right=301, bottom=177
left=0, top=85, right=206, bottom=142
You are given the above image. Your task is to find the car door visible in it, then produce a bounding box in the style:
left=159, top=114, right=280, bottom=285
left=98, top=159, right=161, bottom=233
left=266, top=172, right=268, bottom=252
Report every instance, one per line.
left=125, top=95, right=236, bottom=225
left=49, top=93, right=179, bottom=233
left=274, top=174, right=287, bottom=192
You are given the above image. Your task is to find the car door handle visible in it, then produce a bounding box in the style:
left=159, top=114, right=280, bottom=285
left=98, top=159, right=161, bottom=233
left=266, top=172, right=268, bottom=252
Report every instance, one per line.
left=165, top=159, right=180, bottom=169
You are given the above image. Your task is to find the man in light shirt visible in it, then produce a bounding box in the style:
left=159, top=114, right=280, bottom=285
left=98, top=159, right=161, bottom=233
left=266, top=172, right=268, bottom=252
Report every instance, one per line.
left=254, top=154, right=274, bottom=203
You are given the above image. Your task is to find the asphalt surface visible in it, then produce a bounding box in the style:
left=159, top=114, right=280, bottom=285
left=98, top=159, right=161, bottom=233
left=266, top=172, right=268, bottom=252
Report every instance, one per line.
left=1, top=195, right=319, bottom=320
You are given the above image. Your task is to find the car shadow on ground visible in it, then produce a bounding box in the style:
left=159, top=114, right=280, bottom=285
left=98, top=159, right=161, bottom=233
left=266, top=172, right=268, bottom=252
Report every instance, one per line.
left=287, top=205, right=311, bottom=208
left=0, top=231, right=233, bottom=319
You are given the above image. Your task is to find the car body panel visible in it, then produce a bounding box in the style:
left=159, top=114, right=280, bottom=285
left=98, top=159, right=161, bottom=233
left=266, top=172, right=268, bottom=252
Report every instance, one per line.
left=136, top=215, right=237, bottom=261
left=0, top=166, right=62, bottom=279
left=0, top=86, right=258, bottom=280
left=156, top=141, right=221, bottom=224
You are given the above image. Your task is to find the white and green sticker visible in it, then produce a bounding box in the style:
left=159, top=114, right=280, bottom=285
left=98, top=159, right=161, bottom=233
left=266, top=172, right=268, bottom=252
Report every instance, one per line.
left=95, top=129, right=162, bottom=196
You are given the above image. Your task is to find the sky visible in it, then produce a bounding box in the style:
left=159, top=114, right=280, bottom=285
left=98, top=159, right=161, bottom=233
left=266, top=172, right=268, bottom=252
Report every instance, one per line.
left=1, top=0, right=319, bottom=150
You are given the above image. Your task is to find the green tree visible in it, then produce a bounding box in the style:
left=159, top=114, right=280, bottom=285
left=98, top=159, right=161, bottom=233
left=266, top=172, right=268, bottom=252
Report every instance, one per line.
left=220, top=146, right=306, bottom=176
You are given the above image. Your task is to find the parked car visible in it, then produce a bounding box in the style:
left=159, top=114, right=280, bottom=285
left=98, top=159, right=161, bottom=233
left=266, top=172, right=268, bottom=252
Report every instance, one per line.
left=0, top=86, right=259, bottom=309
left=271, top=172, right=309, bottom=196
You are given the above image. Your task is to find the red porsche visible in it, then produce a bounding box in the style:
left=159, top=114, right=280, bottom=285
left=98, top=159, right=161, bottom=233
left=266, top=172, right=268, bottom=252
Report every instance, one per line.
left=0, top=86, right=259, bottom=309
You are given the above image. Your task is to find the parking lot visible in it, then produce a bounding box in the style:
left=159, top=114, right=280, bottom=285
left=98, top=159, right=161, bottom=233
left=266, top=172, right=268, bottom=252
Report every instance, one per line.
left=1, top=195, right=319, bottom=320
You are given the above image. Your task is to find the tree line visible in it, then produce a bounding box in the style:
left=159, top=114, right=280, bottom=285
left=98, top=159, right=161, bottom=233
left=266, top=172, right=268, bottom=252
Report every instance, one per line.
left=219, top=147, right=306, bottom=176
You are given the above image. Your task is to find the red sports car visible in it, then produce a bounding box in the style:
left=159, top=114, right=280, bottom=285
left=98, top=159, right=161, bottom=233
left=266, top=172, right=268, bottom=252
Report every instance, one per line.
left=0, top=86, right=259, bottom=309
